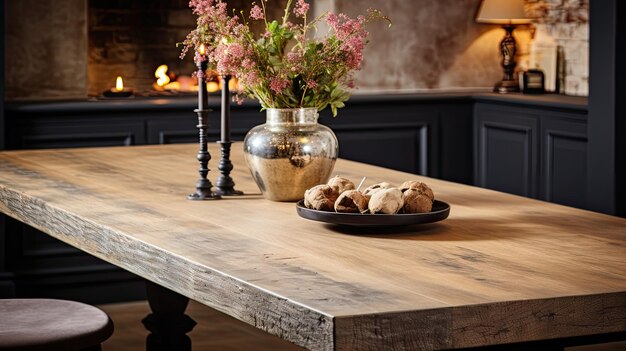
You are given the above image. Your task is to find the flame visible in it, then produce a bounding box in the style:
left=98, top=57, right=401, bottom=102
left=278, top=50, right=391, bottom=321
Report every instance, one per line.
left=164, top=81, right=181, bottom=90
left=115, top=76, right=124, bottom=91
left=155, top=65, right=170, bottom=87
left=207, top=82, right=219, bottom=93
left=229, top=77, right=239, bottom=91
left=199, top=44, right=206, bottom=55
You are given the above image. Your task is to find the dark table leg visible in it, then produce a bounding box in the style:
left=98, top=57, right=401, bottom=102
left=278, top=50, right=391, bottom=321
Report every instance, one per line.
left=142, top=281, right=197, bottom=351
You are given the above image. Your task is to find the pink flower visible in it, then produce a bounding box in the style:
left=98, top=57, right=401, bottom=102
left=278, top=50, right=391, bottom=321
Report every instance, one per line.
left=286, top=52, right=302, bottom=65
left=340, top=32, right=367, bottom=69
left=242, top=58, right=255, bottom=70
left=194, top=51, right=208, bottom=65
left=212, top=42, right=248, bottom=75
left=232, top=94, right=245, bottom=105
left=250, top=4, right=264, bottom=20
left=294, top=0, right=309, bottom=18
left=327, top=12, right=364, bottom=40
left=306, top=79, right=318, bottom=88
left=240, top=70, right=261, bottom=87
left=189, top=0, right=214, bottom=15
left=269, top=77, right=290, bottom=93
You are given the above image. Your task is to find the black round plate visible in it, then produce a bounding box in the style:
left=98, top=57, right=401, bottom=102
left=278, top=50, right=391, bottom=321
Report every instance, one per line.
left=296, top=200, right=450, bottom=227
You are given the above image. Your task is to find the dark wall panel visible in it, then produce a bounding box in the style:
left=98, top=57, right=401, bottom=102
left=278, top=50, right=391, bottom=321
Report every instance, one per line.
left=439, top=104, right=473, bottom=184
left=475, top=105, right=538, bottom=198
left=541, top=118, right=588, bottom=209
left=588, top=0, right=623, bottom=215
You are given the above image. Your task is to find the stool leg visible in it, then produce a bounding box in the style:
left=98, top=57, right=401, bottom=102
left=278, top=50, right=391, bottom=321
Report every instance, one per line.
left=142, top=281, right=197, bottom=351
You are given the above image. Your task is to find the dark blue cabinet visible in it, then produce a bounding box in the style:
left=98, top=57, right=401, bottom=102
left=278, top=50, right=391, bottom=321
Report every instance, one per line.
left=474, top=99, right=588, bottom=209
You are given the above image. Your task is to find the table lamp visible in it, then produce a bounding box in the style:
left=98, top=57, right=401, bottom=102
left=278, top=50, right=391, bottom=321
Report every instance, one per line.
left=476, top=0, right=531, bottom=93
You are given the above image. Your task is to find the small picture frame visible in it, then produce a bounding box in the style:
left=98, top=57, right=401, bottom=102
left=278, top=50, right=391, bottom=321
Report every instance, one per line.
left=530, top=43, right=557, bottom=92
left=523, top=69, right=545, bottom=94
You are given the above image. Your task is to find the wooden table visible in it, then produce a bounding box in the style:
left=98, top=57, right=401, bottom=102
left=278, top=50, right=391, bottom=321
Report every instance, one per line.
left=0, top=144, right=625, bottom=351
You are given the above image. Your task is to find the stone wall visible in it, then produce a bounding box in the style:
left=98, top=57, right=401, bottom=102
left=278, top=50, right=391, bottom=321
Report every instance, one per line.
left=5, top=0, right=87, bottom=101
left=331, top=0, right=508, bottom=92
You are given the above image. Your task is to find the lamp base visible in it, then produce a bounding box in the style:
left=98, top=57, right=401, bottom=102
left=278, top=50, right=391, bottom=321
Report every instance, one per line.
left=494, top=79, right=520, bottom=94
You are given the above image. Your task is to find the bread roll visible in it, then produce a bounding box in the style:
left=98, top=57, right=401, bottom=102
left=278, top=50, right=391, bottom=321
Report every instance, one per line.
left=304, top=184, right=338, bottom=211
left=334, top=190, right=369, bottom=213
left=327, top=176, right=355, bottom=195
left=368, top=188, right=404, bottom=214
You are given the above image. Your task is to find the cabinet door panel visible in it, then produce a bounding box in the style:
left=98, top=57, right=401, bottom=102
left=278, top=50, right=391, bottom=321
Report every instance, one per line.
left=475, top=105, right=538, bottom=198
left=335, top=126, right=428, bottom=175
left=541, top=118, right=588, bottom=208
left=148, top=109, right=262, bottom=145
left=15, top=120, right=144, bottom=149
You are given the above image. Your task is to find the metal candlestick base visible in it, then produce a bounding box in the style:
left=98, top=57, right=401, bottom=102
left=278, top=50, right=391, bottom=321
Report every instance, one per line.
left=188, top=108, right=221, bottom=201
left=188, top=179, right=221, bottom=200
left=214, top=141, right=244, bottom=196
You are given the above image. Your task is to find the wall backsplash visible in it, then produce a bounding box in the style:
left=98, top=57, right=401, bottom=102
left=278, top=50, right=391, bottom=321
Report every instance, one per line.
left=4, top=0, right=589, bottom=101
left=332, top=0, right=507, bottom=93
left=526, top=0, right=589, bottom=96
left=330, top=0, right=588, bottom=96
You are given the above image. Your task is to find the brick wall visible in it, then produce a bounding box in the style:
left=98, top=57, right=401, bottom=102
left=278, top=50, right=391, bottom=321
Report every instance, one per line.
left=88, top=0, right=197, bottom=96
left=526, top=0, right=589, bottom=96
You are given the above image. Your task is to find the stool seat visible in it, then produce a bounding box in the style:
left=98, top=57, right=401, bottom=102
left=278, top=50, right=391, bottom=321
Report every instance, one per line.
left=0, top=299, right=114, bottom=351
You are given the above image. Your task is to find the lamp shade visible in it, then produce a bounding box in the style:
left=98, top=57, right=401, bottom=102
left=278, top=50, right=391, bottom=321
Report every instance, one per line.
left=476, top=0, right=530, bottom=25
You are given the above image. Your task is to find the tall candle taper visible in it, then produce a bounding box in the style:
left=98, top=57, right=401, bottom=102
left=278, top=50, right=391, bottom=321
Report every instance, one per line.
left=221, top=76, right=230, bottom=142
left=188, top=44, right=221, bottom=200
left=215, top=74, right=243, bottom=196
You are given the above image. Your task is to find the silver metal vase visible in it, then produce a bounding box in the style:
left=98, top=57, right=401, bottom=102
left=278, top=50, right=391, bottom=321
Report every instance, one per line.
left=243, top=108, right=338, bottom=202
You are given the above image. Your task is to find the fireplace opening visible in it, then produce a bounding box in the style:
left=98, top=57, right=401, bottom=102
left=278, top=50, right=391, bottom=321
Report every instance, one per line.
left=88, top=0, right=199, bottom=97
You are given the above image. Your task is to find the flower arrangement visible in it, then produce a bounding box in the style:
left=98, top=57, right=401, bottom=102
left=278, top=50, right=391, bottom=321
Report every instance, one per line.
left=181, top=0, right=389, bottom=116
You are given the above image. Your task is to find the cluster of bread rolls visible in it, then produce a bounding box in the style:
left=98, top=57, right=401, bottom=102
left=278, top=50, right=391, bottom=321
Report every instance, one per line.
left=303, top=176, right=434, bottom=214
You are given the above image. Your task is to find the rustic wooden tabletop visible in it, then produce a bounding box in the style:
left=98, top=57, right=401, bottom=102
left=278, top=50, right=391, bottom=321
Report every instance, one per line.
left=0, top=144, right=625, bottom=350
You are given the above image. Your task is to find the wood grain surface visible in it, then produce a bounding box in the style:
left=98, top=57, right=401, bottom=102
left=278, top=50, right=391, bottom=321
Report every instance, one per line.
left=0, top=144, right=625, bottom=350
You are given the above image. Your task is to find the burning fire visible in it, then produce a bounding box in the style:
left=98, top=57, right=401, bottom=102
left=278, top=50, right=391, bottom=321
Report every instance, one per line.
left=115, top=76, right=124, bottom=92
left=151, top=63, right=241, bottom=94
left=155, top=65, right=171, bottom=87
left=153, top=65, right=187, bottom=91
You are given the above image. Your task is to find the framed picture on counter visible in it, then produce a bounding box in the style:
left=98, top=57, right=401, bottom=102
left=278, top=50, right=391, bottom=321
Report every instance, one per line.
left=530, top=43, right=558, bottom=92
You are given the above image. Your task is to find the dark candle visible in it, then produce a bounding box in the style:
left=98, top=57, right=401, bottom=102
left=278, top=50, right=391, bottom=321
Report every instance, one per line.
left=221, top=75, right=231, bottom=142
left=197, top=44, right=208, bottom=111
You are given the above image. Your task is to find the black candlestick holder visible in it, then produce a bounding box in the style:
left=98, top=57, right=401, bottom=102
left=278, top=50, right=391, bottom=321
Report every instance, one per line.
left=215, top=141, right=243, bottom=196
left=214, top=75, right=243, bottom=196
left=187, top=108, right=221, bottom=200
left=188, top=61, right=221, bottom=201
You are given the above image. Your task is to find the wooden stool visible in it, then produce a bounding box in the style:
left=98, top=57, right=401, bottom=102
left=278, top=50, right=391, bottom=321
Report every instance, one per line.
left=0, top=299, right=114, bottom=351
